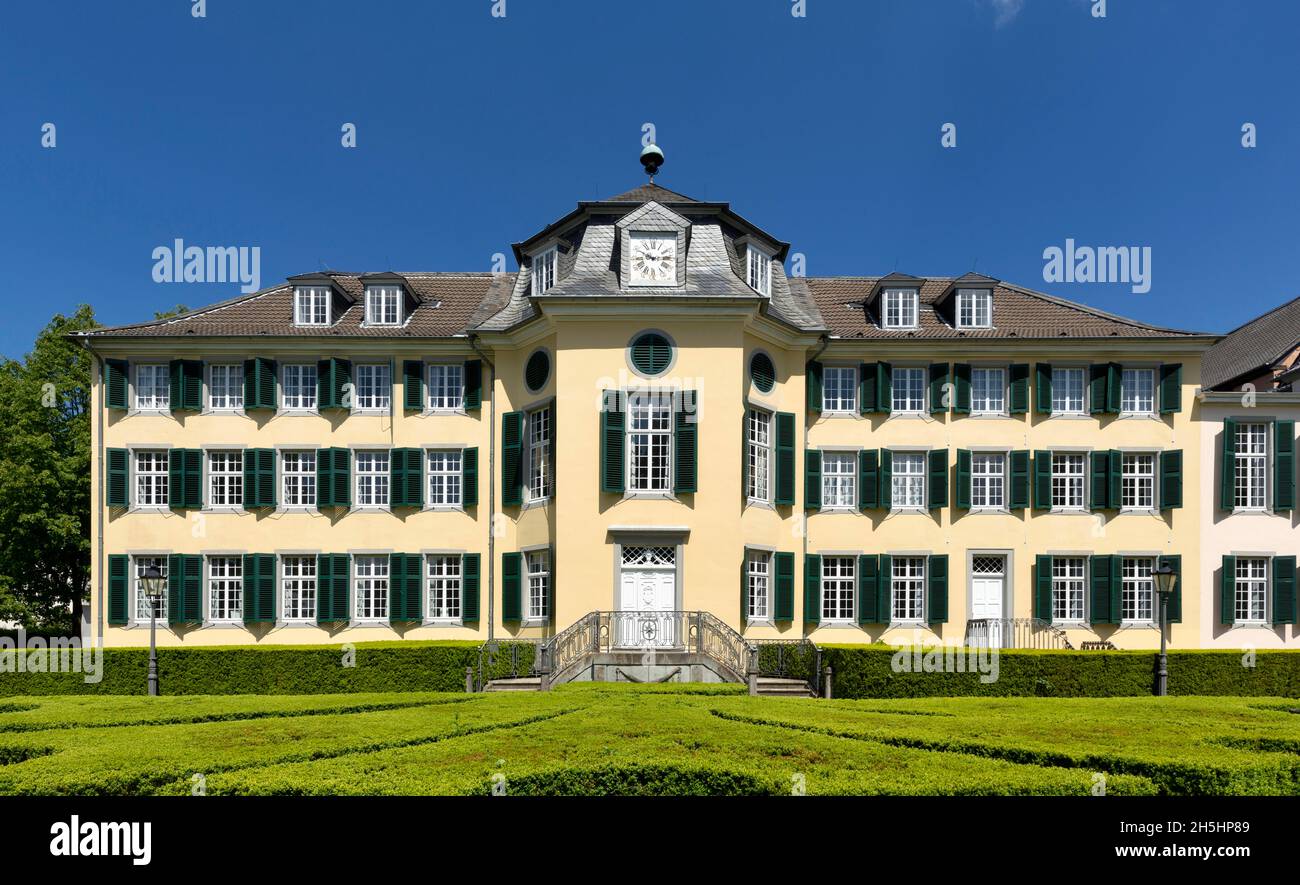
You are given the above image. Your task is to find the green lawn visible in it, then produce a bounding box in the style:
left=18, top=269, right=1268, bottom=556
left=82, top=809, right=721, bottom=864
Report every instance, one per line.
left=0, top=685, right=1297, bottom=795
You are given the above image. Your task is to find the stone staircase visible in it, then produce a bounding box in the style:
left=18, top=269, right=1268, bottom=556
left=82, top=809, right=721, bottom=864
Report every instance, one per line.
left=752, top=676, right=817, bottom=698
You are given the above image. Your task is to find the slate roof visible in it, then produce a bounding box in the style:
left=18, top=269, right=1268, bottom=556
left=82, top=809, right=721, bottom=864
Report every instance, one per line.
left=603, top=183, right=699, bottom=203
left=1202, top=294, right=1300, bottom=389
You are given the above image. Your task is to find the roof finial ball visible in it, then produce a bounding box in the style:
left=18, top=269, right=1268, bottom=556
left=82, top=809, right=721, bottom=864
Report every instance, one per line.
left=640, top=143, right=665, bottom=184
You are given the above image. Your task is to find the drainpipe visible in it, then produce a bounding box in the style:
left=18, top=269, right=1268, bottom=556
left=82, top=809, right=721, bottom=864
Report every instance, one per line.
left=468, top=334, right=496, bottom=642
left=804, top=334, right=830, bottom=647
left=76, top=334, right=106, bottom=644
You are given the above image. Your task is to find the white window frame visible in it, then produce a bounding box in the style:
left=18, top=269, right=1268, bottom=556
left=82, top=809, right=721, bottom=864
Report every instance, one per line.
left=1234, top=557, right=1269, bottom=626
left=1051, top=557, right=1087, bottom=625
left=364, top=285, right=402, bottom=326
left=747, top=550, right=772, bottom=621
left=971, top=452, right=1006, bottom=510
left=281, top=450, right=317, bottom=509
left=426, top=449, right=463, bottom=508
left=281, top=555, right=316, bottom=622
left=426, top=555, right=462, bottom=623
left=1120, top=367, right=1156, bottom=416
left=821, top=556, right=855, bottom=624
left=353, top=555, right=389, bottom=622
left=426, top=363, right=464, bottom=411
left=281, top=363, right=318, bottom=412
left=206, top=449, right=244, bottom=509
left=294, top=286, right=330, bottom=326
left=1051, top=452, right=1087, bottom=511
left=1235, top=422, right=1268, bottom=511
left=525, top=405, right=552, bottom=503
left=526, top=550, right=550, bottom=622
left=891, top=556, right=926, bottom=625
left=207, top=555, right=243, bottom=623
left=133, top=555, right=168, bottom=624
left=1121, top=452, right=1156, bottom=511
left=134, top=450, right=169, bottom=508
left=626, top=391, right=673, bottom=493
left=891, top=366, right=926, bottom=414
left=746, top=409, right=772, bottom=504
left=746, top=244, right=772, bottom=296
left=134, top=363, right=170, bottom=412
left=354, top=363, right=391, bottom=412
left=822, top=366, right=857, bottom=414
left=1051, top=367, right=1087, bottom=416
left=821, top=452, right=857, bottom=510
left=882, top=288, right=919, bottom=330
left=891, top=451, right=927, bottom=510
left=956, top=288, right=992, bottom=329
left=531, top=246, right=558, bottom=296
left=1120, top=556, right=1155, bottom=625
left=207, top=363, right=243, bottom=412
left=971, top=366, right=1006, bottom=415
left=354, top=450, right=390, bottom=509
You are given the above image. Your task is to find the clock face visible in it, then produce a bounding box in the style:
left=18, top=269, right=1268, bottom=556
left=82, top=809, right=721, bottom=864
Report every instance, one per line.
left=630, top=234, right=677, bottom=285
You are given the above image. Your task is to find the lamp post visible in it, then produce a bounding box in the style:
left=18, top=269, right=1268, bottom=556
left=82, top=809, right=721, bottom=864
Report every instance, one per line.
left=1152, top=561, right=1177, bottom=697
left=141, top=564, right=165, bottom=696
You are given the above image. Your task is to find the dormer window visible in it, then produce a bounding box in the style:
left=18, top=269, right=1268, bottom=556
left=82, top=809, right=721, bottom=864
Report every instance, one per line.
left=628, top=233, right=678, bottom=286
left=746, top=244, right=772, bottom=296
left=365, top=285, right=402, bottom=325
left=532, top=246, right=557, bottom=296
left=882, top=288, right=919, bottom=329
left=294, top=286, right=330, bottom=326
left=956, top=288, right=993, bottom=328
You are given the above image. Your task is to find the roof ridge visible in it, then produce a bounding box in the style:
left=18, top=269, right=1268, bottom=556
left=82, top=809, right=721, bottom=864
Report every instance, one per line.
left=1215, top=292, right=1300, bottom=338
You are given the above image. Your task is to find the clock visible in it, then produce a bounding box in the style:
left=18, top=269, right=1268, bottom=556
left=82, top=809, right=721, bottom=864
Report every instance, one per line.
left=629, top=234, right=677, bottom=285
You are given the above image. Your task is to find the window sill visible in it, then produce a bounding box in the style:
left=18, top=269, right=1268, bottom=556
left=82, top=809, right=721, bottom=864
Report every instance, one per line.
left=887, top=411, right=928, bottom=420
left=349, top=507, right=392, bottom=515
left=820, top=411, right=859, bottom=419
left=889, top=620, right=928, bottom=628
left=423, top=505, right=466, bottom=513
left=816, top=621, right=859, bottom=629
left=128, top=506, right=173, bottom=515
left=521, top=498, right=552, bottom=511
left=1117, top=412, right=1159, bottom=420
left=1118, top=508, right=1160, bottom=516
left=890, top=507, right=930, bottom=515
left=818, top=506, right=858, bottom=514
left=521, top=618, right=550, bottom=628
left=423, top=619, right=464, bottom=628
left=1231, top=508, right=1273, bottom=516
left=276, top=409, right=320, bottom=418
left=1053, top=621, right=1087, bottom=629
left=968, top=412, right=1010, bottom=419
left=420, top=409, right=468, bottom=417
left=350, top=409, right=392, bottom=417
left=968, top=507, right=1011, bottom=515
left=1229, top=621, right=1271, bottom=629
left=1048, top=508, right=1090, bottom=516
left=622, top=491, right=679, bottom=502
left=277, top=620, right=320, bottom=628
left=744, top=499, right=775, bottom=512
left=277, top=506, right=320, bottom=515
left=1048, top=413, right=1091, bottom=420
left=1118, top=621, right=1158, bottom=630
left=127, top=409, right=172, bottom=418
left=202, top=621, right=247, bottom=629
left=350, top=620, right=391, bottom=629
left=744, top=618, right=774, bottom=627
left=202, top=507, right=245, bottom=515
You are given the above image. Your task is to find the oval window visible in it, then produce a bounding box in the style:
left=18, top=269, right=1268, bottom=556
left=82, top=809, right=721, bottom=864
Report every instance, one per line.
left=525, top=349, right=550, bottom=392
left=750, top=352, right=776, bottom=393
left=629, top=331, right=673, bottom=377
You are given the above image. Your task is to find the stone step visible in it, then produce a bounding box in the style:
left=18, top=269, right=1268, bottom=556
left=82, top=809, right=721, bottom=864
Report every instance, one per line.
left=484, top=677, right=543, bottom=692
left=754, top=677, right=816, bottom=698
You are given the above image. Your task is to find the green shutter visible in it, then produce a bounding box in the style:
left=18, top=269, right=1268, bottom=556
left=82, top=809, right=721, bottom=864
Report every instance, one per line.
left=105, top=359, right=129, bottom=410
left=879, top=449, right=893, bottom=511
left=955, top=449, right=971, bottom=510
left=1220, top=555, right=1237, bottom=625
left=859, top=362, right=877, bottom=414
left=243, top=449, right=275, bottom=509
left=1009, top=450, right=1030, bottom=509
left=804, top=450, right=822, bottom=510
left=1220, top=418, right=1238, bottom=511
left=858, top=449, right=878, bottom=510
left=929, top=363, right=949, bottom=414
left=1160, top=450, right=1183, bottom=510
left=1034, top=555, right=1053, bottom=621
left=927, top=554, right=948, bottom=625
left=316, top=448, right=350, bottom=508
left=403, top=360, right=424, bottom=411
left=390, top=448, right=422, bottom=507
left=107, top=554, right=129, bottom=625
left=630, top=333, right=673, bottom=376
left=502, top=552, right=522, bottom=622
left=502, top=411, right=523, bottom=506
left=1090, top=555, right=1114, bottom=625
left=1275, top=420, right=1295, bottom=511
left=317, top=358, right=351, bottom=410
left=806, top=361, right=823, bottom=415
left=243, top=554, right=276, bottom=624
left=1159, top=363, right=1182, bottom=413
left=1273, top=556, right=1297, bottom=625
left=167, top=554, right=184, bottom=624
left=1090, top=451, right=1110, bottom=511
left=1009, top=364, right=1029, bottom=414
left=316, top=449, right=333, bottom=507
left=740, top=556, right=748, bottom=627
left=1088, top=364, right=1108, bottom=414
left=169, top=450, right=186, bottom=510
left=773, top=552, right=794, bottom=622
left=461, top=554, right=481, bottom=621
left=316, top=553, right=350, bottom=623
left=167, top=554, right=202, bottom=625
left=878, top=554, right=893, bottom=623
left=170, top=449, right=202, bottom=510
left=927, top=449, right=948, bottom=509
left=463, top=360, right=482, bottom=411
left=1032, top=450, right=1052, bottom=510
left=673, top=390, right=698, bottom=494
left=462, top=447, right=478, bottom=506
left=1108, top=450, right=1123, bottom=511
left=876, top=362, right=892, bottom=415
left=242, top=358, right=277, bottom=410
left=1034, top=364, right=1053, bottom=414
left=169, top=360, right=203, bottom=411
left=803, top=554, right=821, bottom=625
left=599, top=392, right=624, bottom=494
left=107, top=448, right=130, bottom=507
left=774, top=412, right=795, bottom=505
left=1161, top=555, right=1182, bottom=623
left=857, top=554, right=879, bottom=625
left=389, top=553, right=422, bottom=623
left=1105, top=363, right=1122, bottom=413
left=953, top=363, right=971, bottom=415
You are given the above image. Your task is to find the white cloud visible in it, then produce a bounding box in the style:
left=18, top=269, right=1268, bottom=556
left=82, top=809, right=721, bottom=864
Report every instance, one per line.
left=988, top=0, right=1026, bottom=27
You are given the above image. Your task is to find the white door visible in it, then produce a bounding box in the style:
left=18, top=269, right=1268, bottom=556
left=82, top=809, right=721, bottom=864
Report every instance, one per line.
left=970, top=556, right=1006, bottom=648
left=617, top=553, right=678, bottom=649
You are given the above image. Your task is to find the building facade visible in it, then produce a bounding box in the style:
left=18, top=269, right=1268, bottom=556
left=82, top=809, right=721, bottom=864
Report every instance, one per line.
left=77, top=181, right=1292, bottom=652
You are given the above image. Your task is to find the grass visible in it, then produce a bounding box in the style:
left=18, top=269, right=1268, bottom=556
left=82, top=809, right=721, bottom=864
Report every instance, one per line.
left=0, top=685, right=1297, bottom=795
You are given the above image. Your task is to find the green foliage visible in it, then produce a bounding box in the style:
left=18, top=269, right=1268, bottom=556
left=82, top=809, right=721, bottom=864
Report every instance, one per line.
left=152, top=305, right=191, bottom=320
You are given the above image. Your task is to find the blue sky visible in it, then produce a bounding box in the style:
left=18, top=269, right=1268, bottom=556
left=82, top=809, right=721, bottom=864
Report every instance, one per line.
left=1, top=0, right=1296, bottom=357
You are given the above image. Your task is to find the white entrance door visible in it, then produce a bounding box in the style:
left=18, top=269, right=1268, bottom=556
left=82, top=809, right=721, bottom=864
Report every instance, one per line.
left=617, top=546, right=677, bottom=648
left=970, top=555, right=1006, bottom=648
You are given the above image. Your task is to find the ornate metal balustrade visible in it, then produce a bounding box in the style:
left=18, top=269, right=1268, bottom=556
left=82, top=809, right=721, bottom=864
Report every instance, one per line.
left=964, top=618, right=1073, bottom=650
left=474, top=639, right=541, bottom=692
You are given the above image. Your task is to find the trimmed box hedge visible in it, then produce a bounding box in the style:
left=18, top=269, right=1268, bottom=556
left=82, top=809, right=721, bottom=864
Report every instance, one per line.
left=820, top=645, right=1300, bottom=698
left=0, top=641, right=535, bottom=696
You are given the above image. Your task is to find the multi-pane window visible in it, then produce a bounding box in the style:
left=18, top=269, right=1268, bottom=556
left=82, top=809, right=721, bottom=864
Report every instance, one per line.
left=1051, top=453, right=1086, bottom=510
left=1121, top=557, right=1155, bottom=623
left=281, top=451, right=316, bottom=507
left=527, top=406, right=552, bottom=502
left=282, top=364, right=317, bottom=411
left=135, top=450, right=168, bottom=507
left=426, top=364, right=463, bottom=411
left=208, top=364, right=243, bottom=410
left=426, top=450, right=462, bottom=507
left=971, top=453, right=1006, bottom=509
left=627, top=392, right=672, bottom=492
left=355, top=364, right=391, bottom=411
left=355, top=451, right=390, bottom=507
left=891, top=557, right=926, bottom=623
left=1051, top=367, right=1086, bottom=414
left=971, top=367, right=1005, bottom=414
left=892, top=452, right=926, bottom=509
left=1235, top=558, right=1268, bottom=624
left=956, top=289, right=992, bottom=328
left=1121, top=368, right=1155, bottom=414
left=282, top=556, right=316, bottom=621
left=821, top=556, right=855, bottom=622
left=135, top=364, right=169, bottom=410
left=746, top=551, right=770, bottom=620
left=294, top=286, right=329, bottom=325
left=882, top=288, right=918, bottom=329
left=1235, top=423, right=1268, bottom=510
left=822, top=366, right=856, bottom=413
left=1052, top=557, right=1086, bottom=623
left=365, top=286, right=401, bottom=325
left=821, top=452, right=856, bottom=508
left=354, top=556, right=389, bottom=620
left=208, top=556, right=242, bottom=622
left=207, top=450, right=243, bottom=507
left=891, top=367, right=926, bottom=413
left=531, top=247, right=557, bottom=296
left=746, top=245, right=771, bottom=296
left=746, top=409, right=771, bottom=502
left=526, top=551, right=550, bottom=621
left=1121, top=453, right=1155, bottom=510
left=426, top=556, right=462, bottom=621
left=134, top=556, right=167, bottom=621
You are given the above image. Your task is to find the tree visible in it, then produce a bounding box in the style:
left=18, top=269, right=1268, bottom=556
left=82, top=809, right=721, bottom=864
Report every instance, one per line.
left=154, top=305, right=190, bottom=320
left=0, top=305, right=97, bottom=632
